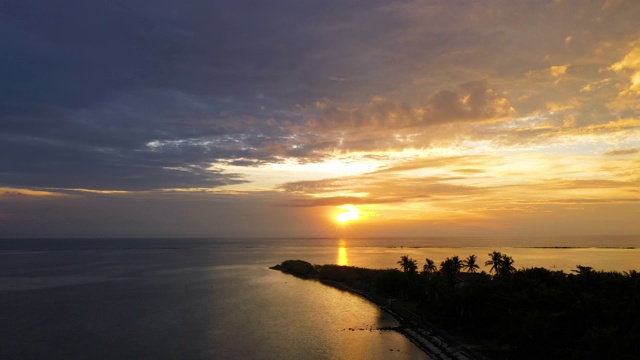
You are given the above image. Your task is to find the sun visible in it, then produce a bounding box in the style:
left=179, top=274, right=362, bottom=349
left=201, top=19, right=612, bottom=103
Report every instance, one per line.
left=335, top=205, right=361, bottom=224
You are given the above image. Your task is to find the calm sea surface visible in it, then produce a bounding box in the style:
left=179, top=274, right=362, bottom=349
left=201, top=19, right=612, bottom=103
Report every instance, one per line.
left=1, top=236, right=639, bottom=359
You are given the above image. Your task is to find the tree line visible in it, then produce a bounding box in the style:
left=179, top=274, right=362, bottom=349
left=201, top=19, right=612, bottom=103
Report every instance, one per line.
left=397, top=251, right=515, bottom=276
left=389, top=252, right=640, bottom=359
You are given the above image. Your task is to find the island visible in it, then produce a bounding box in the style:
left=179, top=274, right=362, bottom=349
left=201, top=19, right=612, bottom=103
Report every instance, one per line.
left=271, top=253, right=640, bottom=360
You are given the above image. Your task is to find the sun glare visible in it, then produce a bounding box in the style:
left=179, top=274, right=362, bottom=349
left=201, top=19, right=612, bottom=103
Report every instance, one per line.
left=335, top=205, right=361, bottom=224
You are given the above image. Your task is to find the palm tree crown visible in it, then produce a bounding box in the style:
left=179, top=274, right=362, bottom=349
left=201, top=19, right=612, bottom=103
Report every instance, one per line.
left=423, top=258, right=437, bottom=273
left=440, top=256, right=463, bottom=274
left=463, top=254, right=480, bottom=273
left=485, top=251, right=515, bottom=276
left=397, top=255, right=418, bottom=274
left=485, top=251, right=502, bottom=274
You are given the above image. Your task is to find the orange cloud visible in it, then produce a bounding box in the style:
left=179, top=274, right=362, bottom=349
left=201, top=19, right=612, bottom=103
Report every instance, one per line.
left=306, top=81, right=513, bottom=133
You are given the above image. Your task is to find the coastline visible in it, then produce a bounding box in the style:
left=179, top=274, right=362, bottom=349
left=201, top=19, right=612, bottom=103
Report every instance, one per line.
left=272, top=265, right=486, bottom=360
left=319, top=279, right=486, bottom=360
left=272, top=255, right=640, bottom=359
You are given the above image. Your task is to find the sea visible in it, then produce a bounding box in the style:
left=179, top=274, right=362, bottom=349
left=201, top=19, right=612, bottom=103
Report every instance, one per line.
left=1, top=236, right=639, bottom=360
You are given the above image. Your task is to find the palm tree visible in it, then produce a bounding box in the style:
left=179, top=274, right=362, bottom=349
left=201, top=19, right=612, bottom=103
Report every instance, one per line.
left=451, top=256, right=463, bottom=272
left=485, top=251, right=503, bottom=274
left=408, top=261, right=418, bottom=274
left=423, top=258, right=437, bottom=273
left=440, top=256, right=463, bottom=274
left=397, top=255, right=418, bottom=274
left=397, top=255, right=409, bottom=272
left=485, top=251, right=515, bottom=276
left=497, top=254, right=515, bottom=275
left=572, top=265, right=594, bottom=276
left=463, top=254, right=479, bottom=273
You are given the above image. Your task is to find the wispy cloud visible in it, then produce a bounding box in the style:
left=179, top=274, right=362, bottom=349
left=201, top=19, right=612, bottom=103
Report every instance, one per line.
left=605, top=148, right=639, bottom=156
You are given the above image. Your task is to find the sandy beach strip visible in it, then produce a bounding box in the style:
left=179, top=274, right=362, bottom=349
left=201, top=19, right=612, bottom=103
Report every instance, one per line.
left=319, top=279, right=487, bottom=360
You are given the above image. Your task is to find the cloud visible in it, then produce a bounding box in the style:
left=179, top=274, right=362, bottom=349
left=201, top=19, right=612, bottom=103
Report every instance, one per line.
left=550, top=65, right=569, bottom=78
left=0, top=190, right=334, bottom=238
left=0, top=0, right=347, bottom=190
left=608, top=45, right=640, bottom=110
left=463, top=116, right=640, bottom=149
left=541, top=179, right=640, bottom=190
left=0, top=133, right=250, bottom=191
left=278, top=169, right=490, bottom=208
left=1, top=191, right=26, bottom=198
left=371, top=155, right=498, bottom=174
left=307, top=81, right=513, bottom=132
left=605, top=148, right=639, bottom=156
left=273, top=149, right=640, bottom=227
left=1, top=0, right=639, bottom=196
left=542, top=198, right=640, bottom=204
left=2, top=0, right=640, bottom=238
left=278, top=196, right=403, bottom=208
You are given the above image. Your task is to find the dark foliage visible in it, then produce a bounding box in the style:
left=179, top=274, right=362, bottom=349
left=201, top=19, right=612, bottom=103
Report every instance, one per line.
left=272, top=260, right=317, bottom=277
left=424, top=262, right=640, bottom=359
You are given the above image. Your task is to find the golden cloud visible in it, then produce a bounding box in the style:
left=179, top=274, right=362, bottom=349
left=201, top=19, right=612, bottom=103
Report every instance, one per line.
left=550, top=65, right=569, bottom=77
left=608, top=46, right=640, bottom=109
left=306, top=81, right=514, bottom=133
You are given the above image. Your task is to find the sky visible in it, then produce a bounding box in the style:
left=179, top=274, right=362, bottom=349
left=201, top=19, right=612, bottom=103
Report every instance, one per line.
left=1, top=0, right=639, bottom=238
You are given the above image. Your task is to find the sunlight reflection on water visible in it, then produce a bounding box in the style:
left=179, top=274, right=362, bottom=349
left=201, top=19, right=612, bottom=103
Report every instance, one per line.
left=337, top=239, right=349, bottom=266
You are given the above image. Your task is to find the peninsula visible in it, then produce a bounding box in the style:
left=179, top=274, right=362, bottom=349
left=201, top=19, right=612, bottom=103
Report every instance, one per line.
left=271, top=253, right=640, bottom=359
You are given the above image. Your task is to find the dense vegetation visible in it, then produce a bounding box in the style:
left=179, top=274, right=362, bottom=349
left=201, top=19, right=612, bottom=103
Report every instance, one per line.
left=270, top=259, right=317, bottom=276
left=274, top=253, right=640, bottom=359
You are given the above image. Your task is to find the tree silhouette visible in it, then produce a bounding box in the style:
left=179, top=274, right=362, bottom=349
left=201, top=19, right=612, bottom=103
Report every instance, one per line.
left=407, top=260, right=418, bottom=274
left=485, top=251, right=503, bottom=274
left=623, top=269, right=639, bottom=277
left=397, top=255, right=418, bottom=274
left=423, top=258, right=437, bottom=273
left=485, top=251, right=515, bottom=276
left=496, top=253, right=515, bottom=275
left=572, top=265, right=594, bottom=276
left=440, top=256, right=463, bottom=274
left=462, top=254, right=479, bottom=273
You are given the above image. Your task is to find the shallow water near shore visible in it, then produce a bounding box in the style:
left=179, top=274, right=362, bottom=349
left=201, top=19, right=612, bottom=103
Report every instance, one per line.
left=1, top=236, right=638, bottom=359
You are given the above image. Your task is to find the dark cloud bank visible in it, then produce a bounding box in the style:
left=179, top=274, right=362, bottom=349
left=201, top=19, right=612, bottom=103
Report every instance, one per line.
left=0, top=0, right=374, bottom=190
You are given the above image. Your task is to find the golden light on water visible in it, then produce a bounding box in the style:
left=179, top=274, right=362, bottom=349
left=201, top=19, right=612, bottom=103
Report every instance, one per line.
left=337, top=240, right=348, bottom=266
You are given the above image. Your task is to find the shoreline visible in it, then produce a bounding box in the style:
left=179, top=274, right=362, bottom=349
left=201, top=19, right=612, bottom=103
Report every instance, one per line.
left=320, top=279, right=486, bottom=360
left=273, top=266, right=486, bottom=360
